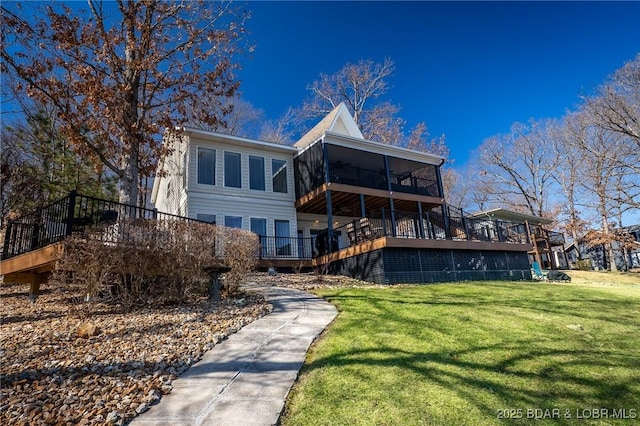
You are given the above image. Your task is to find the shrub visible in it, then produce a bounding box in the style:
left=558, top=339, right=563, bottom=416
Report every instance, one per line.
left=219, top=228, right=260, bottom=295
left=50, top=219, right=259, bottom=310
left=575, top=259, right=593, bottom=271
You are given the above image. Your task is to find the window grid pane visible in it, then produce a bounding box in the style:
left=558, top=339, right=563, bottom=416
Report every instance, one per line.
left=249, top=156, right=265, bottom=191
left=272, top=159, right=287, bottom=193
left=225, top=216, right=242, bottom=229
left=197, top=148, right=215, bottom=185
left=225, top=152, right=241, bottom=188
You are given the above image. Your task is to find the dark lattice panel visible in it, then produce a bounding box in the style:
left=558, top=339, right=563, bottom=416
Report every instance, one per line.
left=320, top=247, right=531, bottom=284
left=329, top=249, right=385, bottom=283
left=418, top=249, right=454, bottom=272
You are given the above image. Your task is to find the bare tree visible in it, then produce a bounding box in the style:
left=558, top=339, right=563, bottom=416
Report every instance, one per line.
left=298, top=58, right=445, bottom=152
left=550, top=113, right=590, bottom=246
left=300, top=58, right=395, bottom=126
left=259, top=107, right=297, bottom=144
left=187, top=96, right=265, bottom=139
left=585, top=54, right=640, bottom=148
left=571, top=113, right=631, bottom=271
left=478, top=119, right=560, bottom=217
left=1, top=1, right=249, bottom=205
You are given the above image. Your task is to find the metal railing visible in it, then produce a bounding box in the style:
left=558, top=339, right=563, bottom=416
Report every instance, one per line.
left=258, top=236, right=314, bottom=259
left=315, top=207, right=532, bottom=255
left=389, top=173, right=440, bottom=197
left=328, top=163, right=388, bottom=190
left=1, top=191, right=205, bottom=259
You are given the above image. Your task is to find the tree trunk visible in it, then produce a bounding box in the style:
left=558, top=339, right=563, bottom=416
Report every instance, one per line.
left=118, top=140, right=139, bottom=206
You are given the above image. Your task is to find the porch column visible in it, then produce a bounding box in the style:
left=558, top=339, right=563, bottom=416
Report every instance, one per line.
left=383, top=155, right=392, bottom=192
left=360, top=194, right=366, bottom=218
left=435, top=164, right=445, bottom=198
left=322, top=141, right=334, bottom=253
left=383, top=156, right=397, bottom=237
left=389, top=198, right=397, bottom=237
left=442, top=204, right=452, bottom=239
left=326, top=190, right=334, bottom=253
left=417, top=202, right=426, bottom=238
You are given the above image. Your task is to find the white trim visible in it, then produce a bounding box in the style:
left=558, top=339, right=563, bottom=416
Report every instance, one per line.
left=177, top=126, right=297, bottom=154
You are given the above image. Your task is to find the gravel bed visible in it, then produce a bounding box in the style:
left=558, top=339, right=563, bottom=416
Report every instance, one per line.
left=0, top=280, right=271, bottom=425
left=0, top=272, right=371, bottom=425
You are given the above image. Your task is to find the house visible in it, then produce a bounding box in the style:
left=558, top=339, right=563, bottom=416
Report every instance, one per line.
left=152, top=103, right=536, bottom=284
left=470, top=209, right=567, bottom=270
left=577, top=225, right=640, bottom=271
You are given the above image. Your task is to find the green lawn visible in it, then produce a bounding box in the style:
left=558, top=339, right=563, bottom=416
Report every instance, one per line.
left=281, top=282, right=640, bottom=425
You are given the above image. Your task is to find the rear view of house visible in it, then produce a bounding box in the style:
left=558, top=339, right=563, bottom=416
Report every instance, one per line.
left=152, top=104, right=536, bottom=283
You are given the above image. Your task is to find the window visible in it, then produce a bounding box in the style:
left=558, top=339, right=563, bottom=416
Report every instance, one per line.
left=251, top=218, right=268, bottom=257
left=249, top=156, right=265, bottom=191
left=275, top=219, right=290, bottom=255
left=272, top=159, right=287, bottom=193
left=224, top=151, right=241, bottom=188
left=225, top=216, right=242, bottom=229
left=197, top=147, right=216, bottom=185
left=250, top=218, right=267, bottom=236
left=197, top=214, right=216, bottom=224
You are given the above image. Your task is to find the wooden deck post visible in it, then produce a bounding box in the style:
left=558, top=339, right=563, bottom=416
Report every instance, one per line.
left=29, top=273, right=43, bottom=302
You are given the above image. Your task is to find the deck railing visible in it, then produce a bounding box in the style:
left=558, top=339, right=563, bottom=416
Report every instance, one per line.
left=258, top=236, right=314, bottom=259
left=1, top=191, right=205, bottom=260
left=314, top=208, right=532, bottom=255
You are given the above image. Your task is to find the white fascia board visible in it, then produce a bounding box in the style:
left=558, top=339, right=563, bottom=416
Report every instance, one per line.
left=471, top=208, right=553, bottom=225
left=323, top=131, right=446, bottom=166
left=177, top=126, right=297, bottom=155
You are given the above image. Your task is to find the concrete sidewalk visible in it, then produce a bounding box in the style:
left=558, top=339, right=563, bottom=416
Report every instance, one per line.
left=130, top=285, right=337, bottom=426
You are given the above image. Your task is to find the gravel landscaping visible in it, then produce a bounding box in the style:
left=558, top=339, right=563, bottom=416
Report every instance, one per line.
left=0, top=279, right=271, bottom=425
left=0, top=271, right=371, bottom=425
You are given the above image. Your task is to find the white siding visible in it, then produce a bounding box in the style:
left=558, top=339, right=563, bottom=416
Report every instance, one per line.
left=189, top=193, right=297, bottom=236
left=187, top=135, right=295, bottom=206
left=155, top=131, right=298, bottom=238
left=154, top=135, right=188, bottom=215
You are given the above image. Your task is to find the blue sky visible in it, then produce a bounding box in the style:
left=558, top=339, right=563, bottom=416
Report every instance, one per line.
left=237, top=1, right=640, bottom=166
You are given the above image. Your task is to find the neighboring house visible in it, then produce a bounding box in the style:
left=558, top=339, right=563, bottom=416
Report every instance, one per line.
left=578, top=225, right=640, bottom=271
left=470, top=209, right=567, bottom=270
left=152, top=103, right=537, bottom=284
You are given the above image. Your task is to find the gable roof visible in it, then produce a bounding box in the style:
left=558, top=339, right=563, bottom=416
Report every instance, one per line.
left=293, top=102, right=364, bottom=149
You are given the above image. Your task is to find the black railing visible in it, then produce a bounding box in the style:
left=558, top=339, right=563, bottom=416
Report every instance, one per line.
left=328, top=163, right=388, bottom=190
left=315, top=207, right=532, bottom=255
left=547, top=230, right=565, bottom=246
left=1, top=191, right=205, bottom=260
left=389, top=173, right=440, bottom=197
left=258, top=236, right=314, bottom=259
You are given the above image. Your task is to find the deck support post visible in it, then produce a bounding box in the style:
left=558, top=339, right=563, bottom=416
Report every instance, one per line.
left=29, top=273, right=42, bottom=303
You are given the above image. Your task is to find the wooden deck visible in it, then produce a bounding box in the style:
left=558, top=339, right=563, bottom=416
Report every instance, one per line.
left=0, top=243, right=63, bottom=298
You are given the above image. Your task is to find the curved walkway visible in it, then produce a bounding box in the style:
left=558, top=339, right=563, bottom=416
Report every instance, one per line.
left=130, top=285, right=337, bottom=426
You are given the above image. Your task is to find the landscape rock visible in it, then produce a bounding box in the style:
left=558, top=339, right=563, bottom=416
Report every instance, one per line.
left=0, top=279, right=272, bottom=425
left=77, top=322, right=100, bottom=338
